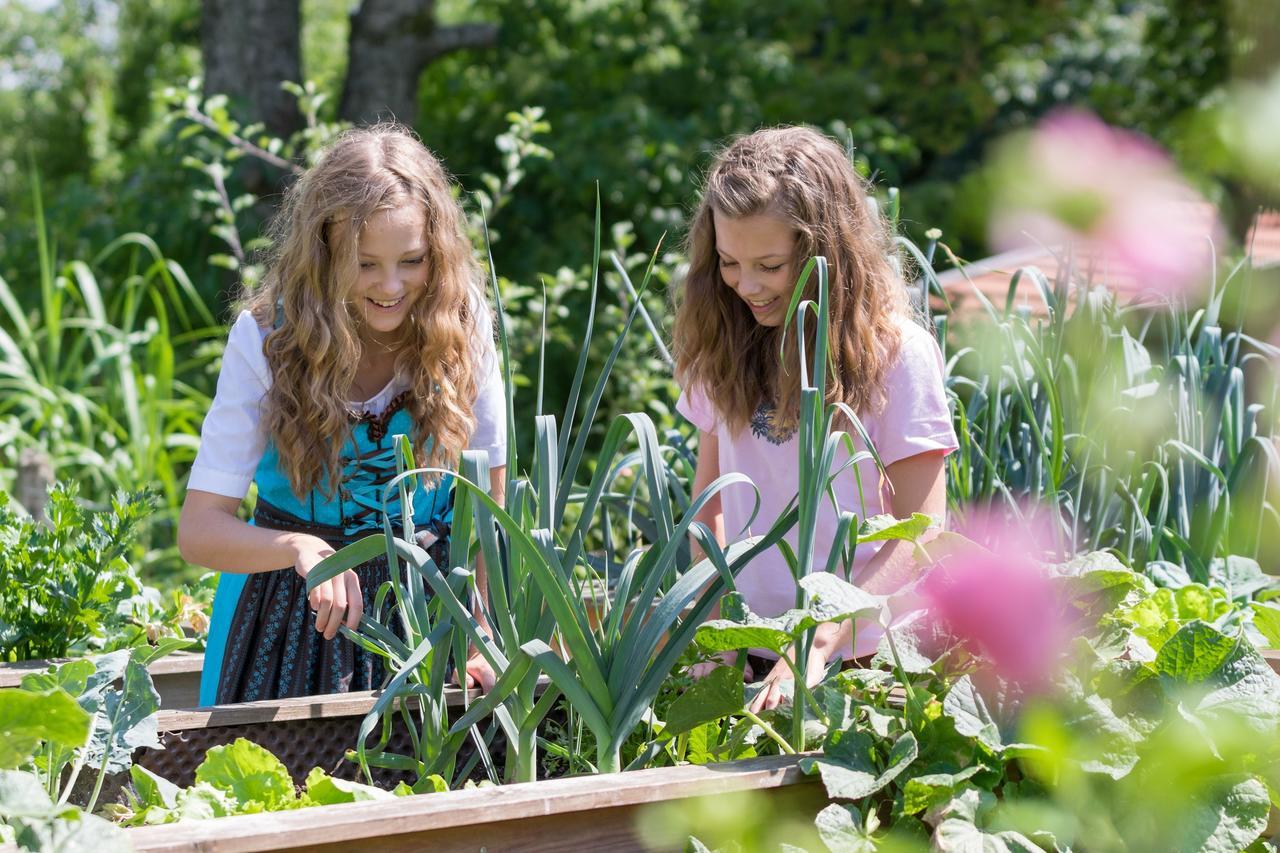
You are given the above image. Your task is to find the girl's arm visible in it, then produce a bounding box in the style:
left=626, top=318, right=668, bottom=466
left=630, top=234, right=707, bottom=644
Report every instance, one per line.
left=178, top=490, right=361, bottom=640
left=688, top=431, right=732, bottom=679
left=749, top=449, right=947, bottom=712
left=852, top=449, right=948, bottom=594
left=459, top=463, right=507, bottom=692
left=690, top=430, right=727, bottom=556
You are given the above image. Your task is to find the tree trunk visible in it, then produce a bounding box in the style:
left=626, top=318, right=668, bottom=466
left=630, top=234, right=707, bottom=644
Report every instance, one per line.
left=340, top=0, right=497, bottom=126
left=201, top=0, right=303, bottom=139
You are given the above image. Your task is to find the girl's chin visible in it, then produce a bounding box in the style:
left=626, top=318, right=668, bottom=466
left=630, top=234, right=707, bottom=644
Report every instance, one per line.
left=361, top=317, right=411, bottom=344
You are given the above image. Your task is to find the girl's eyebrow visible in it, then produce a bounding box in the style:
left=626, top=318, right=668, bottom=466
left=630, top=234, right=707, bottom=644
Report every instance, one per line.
left=358, top=247, right=429, bottom=259
left=717, top=249, right=788, bottom=261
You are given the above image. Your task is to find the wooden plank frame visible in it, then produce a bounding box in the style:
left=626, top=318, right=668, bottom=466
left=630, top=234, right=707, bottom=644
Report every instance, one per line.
left=0, top=651, right=205, bottom=708
left=123, top=754, right=824, bottom=852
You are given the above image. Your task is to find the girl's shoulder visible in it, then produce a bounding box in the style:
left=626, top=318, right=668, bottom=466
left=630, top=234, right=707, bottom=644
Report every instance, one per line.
left=229, top=308, right=273, bottom=342
left=222, top=309, right=273, bottom=389
left=885, top=311, right=941, bottom=363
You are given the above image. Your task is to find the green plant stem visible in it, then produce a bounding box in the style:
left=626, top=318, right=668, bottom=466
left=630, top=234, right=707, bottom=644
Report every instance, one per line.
left=780, top=646, right=829, bottom=728
left=597, top=743, right=622, bottom=774
left=882, top=621, right=921, bottom=730
left=740, top=709, right=796, bottom=755
left=56, top=746, right=88, bottom=808
left=512, top=721, right=538, bottom=784
left=85, top=737, right=112, bottom=815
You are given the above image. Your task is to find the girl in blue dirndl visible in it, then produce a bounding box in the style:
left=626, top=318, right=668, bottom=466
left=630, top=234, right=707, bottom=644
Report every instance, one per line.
left=179, top=125, right=506, bottom=705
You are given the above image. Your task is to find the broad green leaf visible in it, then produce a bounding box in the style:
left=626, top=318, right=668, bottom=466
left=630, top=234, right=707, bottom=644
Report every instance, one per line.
left=303, top=767, right=396, bottom=804
left=932, top=819, right=1042, bottom=853
left=927, top=786, right=993, bottom=825
left=697, top=576, right=882, bottom=655
left=663, top=666, right=744, bottom=738
left=0, top=769, right=56, bottom=819
left=1050, top=551, right=1144, bottom=608
left=1249, top=602, right=1280, bottom=648
left=801, top=730, right=917, bottom=800
left=1174, top=585, right=1229, bottom=623
left=1052, top=550, right=1129, bottom=576
left=18, top=659, right=95, bottom=697
left=1155, top=621, right=1238, bottom=683
left=856, top=513, right=936, bottom=545
left=9, top=810, right=133, bottom=853
left=1153, top=774, right=1271, bottom=853
left=0, top=688, right=91, bottom=768
left=901, top=766, right=982, bottom=816
left=1064, top=694, right=1142, bottom=779
left=195, top=738, right=296, bottom=810
left=798, top=573, right=886, bottom=625
left=132, top=636, right=197, bottom=667
left=814, top=803, right=876, bottom=853
left=130, top=764, right=180, bottom=810
left=1156, top=622, right=1280, bottom=734
left=941, top=676, right=1032, bottom=756
left=872, top=612, right=945, bottom=674
left=85, top=657, right=161, bottom=772
left=1115, top=589, right=1180, bottom=652
left=1147, top=560, right=1193, bottom=589
left=172, top=782, right=236, bottom=821
left=1208, top=556, right=1279, bottom=601
left=695, top=622, right=792, bottom=656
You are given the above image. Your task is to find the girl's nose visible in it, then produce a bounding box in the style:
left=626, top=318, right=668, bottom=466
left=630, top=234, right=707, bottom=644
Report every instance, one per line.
left=736, top=275, right=766, bottom=298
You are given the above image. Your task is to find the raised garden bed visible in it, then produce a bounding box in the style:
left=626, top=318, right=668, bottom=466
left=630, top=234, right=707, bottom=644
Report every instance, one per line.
left=131, top=685, right=485, bottom=789
left=122, top=753, right=823, bottom=852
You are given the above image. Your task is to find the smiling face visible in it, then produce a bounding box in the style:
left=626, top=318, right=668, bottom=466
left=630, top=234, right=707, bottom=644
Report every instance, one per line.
left=352, top=203, right=430, bottom=344
left=713, top=209, right=797, bottom=327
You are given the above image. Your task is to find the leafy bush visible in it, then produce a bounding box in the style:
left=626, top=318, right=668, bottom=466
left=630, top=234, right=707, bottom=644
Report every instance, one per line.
left=0, top=486, right=152, bottom=662
left=0, top=484, right=209, bottom=662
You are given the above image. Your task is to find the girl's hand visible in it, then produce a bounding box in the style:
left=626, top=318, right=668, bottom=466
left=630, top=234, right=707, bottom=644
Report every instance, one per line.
left=747, top=644, right=828, bottom=714
left=459, top=650, right=497, bottom=693
left=688, top=650, right=746, bottom=681
left=292, top=534, right=363, bottom=641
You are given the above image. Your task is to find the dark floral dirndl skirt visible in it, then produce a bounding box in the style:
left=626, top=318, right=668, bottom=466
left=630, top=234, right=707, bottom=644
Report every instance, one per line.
left=214, top=502, right=450, bottom=704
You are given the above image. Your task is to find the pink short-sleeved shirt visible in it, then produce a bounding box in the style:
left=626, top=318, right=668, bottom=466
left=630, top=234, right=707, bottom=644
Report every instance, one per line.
left=676, top=315, right=958, bottom=659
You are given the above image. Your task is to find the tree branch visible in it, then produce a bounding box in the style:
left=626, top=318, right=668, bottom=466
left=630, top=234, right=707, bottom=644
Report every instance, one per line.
left=422, top=22, right=500, bottom=61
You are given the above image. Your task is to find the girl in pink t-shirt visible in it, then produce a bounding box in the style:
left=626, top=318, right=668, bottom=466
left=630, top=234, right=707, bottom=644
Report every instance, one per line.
left=672, top=126, right=958, bottom=712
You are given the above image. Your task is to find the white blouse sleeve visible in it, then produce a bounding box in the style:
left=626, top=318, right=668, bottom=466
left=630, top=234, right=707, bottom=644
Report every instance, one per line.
left=466, top=303, right=508, bottom=468
left=188, top=311, right=272, bottom=499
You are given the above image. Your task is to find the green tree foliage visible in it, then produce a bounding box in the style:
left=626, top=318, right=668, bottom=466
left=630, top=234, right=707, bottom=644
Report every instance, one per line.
left=419, top=0, right=1235, bottom=281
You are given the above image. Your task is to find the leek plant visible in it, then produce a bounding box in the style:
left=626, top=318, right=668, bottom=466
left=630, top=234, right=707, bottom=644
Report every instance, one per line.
left=938, top=250, right=1278, bottom=578
left=773, top=255, right=895, bottom=748
left=448, top=209, right=800, bottom=776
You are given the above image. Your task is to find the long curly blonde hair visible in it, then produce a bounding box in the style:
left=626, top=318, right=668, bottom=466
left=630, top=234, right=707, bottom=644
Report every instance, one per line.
left=672, top=126, right=910, bottom=434
left=241, top=124, right=487, bottom=498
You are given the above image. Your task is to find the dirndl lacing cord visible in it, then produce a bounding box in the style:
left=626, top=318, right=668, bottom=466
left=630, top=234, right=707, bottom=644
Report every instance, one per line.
left=338, top=439, right=407, bottom=537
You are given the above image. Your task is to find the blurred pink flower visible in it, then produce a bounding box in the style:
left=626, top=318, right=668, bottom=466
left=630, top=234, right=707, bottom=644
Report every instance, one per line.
left=921, top=511, right=1070, bottom=691
left=990, top=109, right=1221, bottom=298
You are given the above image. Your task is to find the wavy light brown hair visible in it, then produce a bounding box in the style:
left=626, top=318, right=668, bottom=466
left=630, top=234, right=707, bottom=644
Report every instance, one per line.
left=241, top=124, right=487, bottom=498
left=672, top=126, right=910, bottom=434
